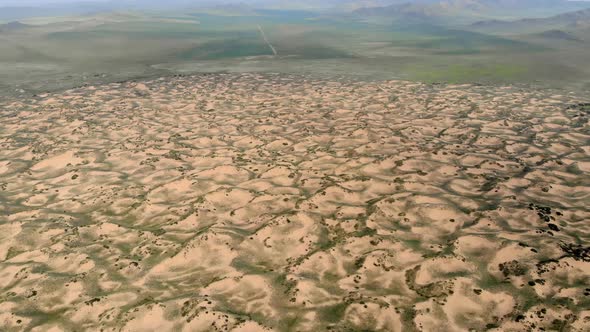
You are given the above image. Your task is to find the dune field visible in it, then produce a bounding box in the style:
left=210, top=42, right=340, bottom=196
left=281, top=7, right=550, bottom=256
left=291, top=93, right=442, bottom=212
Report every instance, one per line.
left=0, top=73, right=589, bottom=331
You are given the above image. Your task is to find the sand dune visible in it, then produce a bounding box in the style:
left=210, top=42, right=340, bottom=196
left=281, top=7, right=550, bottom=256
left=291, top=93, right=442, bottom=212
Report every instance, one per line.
left=0, top=73, right=589, bottom=331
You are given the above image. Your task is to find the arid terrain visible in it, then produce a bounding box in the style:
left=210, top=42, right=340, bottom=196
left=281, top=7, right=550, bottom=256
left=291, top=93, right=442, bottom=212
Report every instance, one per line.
left=0, top=73, right=589, bottom=331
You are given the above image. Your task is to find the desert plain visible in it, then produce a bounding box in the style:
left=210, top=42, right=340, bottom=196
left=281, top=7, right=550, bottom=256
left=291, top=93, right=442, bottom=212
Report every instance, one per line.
left=0, top=73, right=589, bottom=331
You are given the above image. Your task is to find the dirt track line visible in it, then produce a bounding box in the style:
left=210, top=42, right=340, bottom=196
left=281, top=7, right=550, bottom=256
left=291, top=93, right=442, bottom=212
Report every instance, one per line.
left=257, top=24, right=278, bottom=56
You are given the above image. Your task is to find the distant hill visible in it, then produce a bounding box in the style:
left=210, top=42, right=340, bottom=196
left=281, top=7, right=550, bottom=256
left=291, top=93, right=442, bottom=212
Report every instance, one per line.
left=353, top=1, right=476, bottom=24
left=353, top=0, right=590, bottom=22
left=197, top=3, right=259, bottom=15
left=471, top=8, right=590, bottom=33
left=0, top=21, right=31, bottom=32
left=532, top=29, right=582, bottom=42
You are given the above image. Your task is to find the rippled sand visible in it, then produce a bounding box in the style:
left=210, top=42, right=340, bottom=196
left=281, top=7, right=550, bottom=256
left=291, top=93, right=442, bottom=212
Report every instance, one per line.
left=0, top=74, right=589, bottom=331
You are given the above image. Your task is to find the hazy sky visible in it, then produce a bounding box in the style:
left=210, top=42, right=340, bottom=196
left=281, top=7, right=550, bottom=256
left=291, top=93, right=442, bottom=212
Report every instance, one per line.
left=1, top=0, right=111, bottom=3
left=2, top=0, right=589, bottom=6
left=0, top=0, right=127, bottom=5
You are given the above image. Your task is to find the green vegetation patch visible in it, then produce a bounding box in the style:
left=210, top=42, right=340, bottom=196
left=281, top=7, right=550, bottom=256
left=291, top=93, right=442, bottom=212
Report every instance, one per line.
left=273, top=42, right=352, bottom=59
left=178, top=38, right=272, bottom=60
left=391, top=25, right=546, bottom=55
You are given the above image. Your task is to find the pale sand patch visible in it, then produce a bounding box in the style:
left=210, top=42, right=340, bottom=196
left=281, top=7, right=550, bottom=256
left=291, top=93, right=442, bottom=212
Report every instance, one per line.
left=455, top=235, right=498, bottom=258
left=415, top=257, right=475, bottom=285
left=288, top=279, right=341, bottom=307
left=140, top=233, right=239, bottom=289
left=31, top=151, right=83, bottom=171
left=231, top=321, right=273, bottom=331
left=0, top=160, right=11, bottom=174
left=40, top=97, right=59, bottom=105
left=121, top=305, right=176, bottom=332
left=134, top=83, right=149, bottom=91
left=344, top=303, right=403, bottom=332
left=443, top=278, right=515, bottom=329
left=576, top=161, right=590, bottom=172
left=238, top=213, right=318, bottom=267
left=204, top=275, right=277, bottom=321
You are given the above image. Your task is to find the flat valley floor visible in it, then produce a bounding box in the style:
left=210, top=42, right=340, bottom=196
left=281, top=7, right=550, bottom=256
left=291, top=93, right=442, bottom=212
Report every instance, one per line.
left=0, top=73, right=589, bottom=331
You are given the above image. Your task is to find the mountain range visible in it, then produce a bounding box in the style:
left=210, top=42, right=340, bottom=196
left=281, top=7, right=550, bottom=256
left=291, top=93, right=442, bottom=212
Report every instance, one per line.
left=2, top=0, right=590, bottom=25
left=353, top=0, right=590, bottom=22
left=471, top=8, right=590, bottom=32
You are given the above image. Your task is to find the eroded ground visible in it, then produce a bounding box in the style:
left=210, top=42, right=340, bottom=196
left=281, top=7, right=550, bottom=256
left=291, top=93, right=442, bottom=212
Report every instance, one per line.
left=0, top=73, right=589, bottom=331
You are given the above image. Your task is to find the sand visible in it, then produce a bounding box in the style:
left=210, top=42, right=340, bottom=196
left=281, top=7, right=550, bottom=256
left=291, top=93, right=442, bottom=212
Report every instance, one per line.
left=0, top=73, right=589, bottom=331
